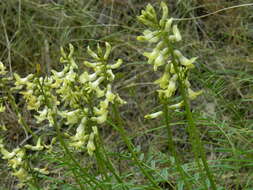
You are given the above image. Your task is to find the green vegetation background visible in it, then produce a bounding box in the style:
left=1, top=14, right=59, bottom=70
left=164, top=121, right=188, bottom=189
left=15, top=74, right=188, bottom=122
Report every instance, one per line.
left=0, top=0, right=253, bottom=189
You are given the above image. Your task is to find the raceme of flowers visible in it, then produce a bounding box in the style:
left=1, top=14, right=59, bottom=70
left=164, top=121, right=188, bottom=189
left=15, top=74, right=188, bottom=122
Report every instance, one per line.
left=0, top=43, right=125, bottom=187
left=137, top=2, right=203, bottom=119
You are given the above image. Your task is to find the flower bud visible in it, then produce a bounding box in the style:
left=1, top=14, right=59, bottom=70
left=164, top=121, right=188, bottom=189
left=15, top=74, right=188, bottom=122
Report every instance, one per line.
left=72, top=117, right=87, bottom=140
left=14, top=73, right=34, bottom=87
left=164, top=18, right=173, bottom=32
left=105, top=84, right=115, bottom=102
left=88, top=76, right=105, bottom=92
left=154, top=54, right=165, bottom=71
left=169, top=101, right=184, bottom=109
left=106, top=69, right=115, bottom=81
left=0, top=146, right=15, bottom=159
left=68, top=43, right=74, bottom=59
left=24, top=137, right=44, bottom=151
left=34, top=167, right=50, bottom=175
left=104, top=42, right=111, bottom=60
left=97, top=43, right=103, bottom=57
left=159, top=2, right=169, bottom=27
left=169, top=25, right=182, bottom=42
left=174, top=50, right=197, bottom=68
left=87, top=46, right=99, bottom=60
left=92, top=126, right=98, bottom=135
left=0, top=61, right=7, bottom=75
left=91, top=111, right=108, bottom=124
left=145, top=111, right=163, bottom=119
left=154, top=72, right=170, bottom=89
left=13, top=168, right=29, bottom=181
left=188, top=88, right=203, bottom=100
left=143, top=49, right=159, bottom=64
left=83, top=61, right=98, bottom=68
left=0, top=104, right=5, bottom=113
left=110, top=59, right=123, bottom=69
left=87, top=133, right=95, bottom=156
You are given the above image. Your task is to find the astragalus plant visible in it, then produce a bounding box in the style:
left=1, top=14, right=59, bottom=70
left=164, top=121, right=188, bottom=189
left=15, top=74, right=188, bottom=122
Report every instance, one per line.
left=137, top=2, right=217, bottom=190
left=0, top=43, right=126, bottom=189
left=0, top=1, right=221, bottom=189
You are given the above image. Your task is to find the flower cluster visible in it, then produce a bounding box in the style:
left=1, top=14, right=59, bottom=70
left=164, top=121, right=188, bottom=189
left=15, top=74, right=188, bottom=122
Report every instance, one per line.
left=12, top=43, right=125, bottom=156
left=0, top=137, right=48, bottom=187
left=0, top=142, right=28, bottom=183
left=137, top=2, right=203, bottom=119
left=0, top=42, right=125, bottom=187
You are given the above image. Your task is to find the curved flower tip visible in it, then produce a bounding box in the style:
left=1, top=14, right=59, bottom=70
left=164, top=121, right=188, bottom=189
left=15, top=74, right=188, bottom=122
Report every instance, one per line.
left=87, top=46, right=99, bottom=60
left=174, top=50, right=197, bottom=68
left=68, top=43, right=74, bottom=58
left=188, top=88, right=203, bottom=100
left=164, top=18, right=173, bottom=32
left=143, top=49, right=159, bottom=64
left=92, top=126, right=98, bottom=135
left=160, top=1, right=169, bottom=21
left=0, top=103, right=5, bottom=113
left=91, top=111, right=108, bottom=124
left=144, top=111, right=163, bottom=119
left=0, top=61, right=7, bottom=75
left=104, top=42, right=111, bottom=60
left=169, top=101, right=184, bottom=109
left=154, top=54, right=166, bottom=71
left=60, top=47, right=67, bottom=59
left=34, top=167, right=50, bottom=175
left=110, top=59, right=123, bottom=69
left=154, top=72, right=170, bottom=89
left=14, top=73, right=34, bottom=87
left=13, top=168, right=29, bottom=181
left=24, top=137, right=44, bottom=151
left=87, top=133, right=95, bottom=156
left=169, top=25, right=182, bottom=42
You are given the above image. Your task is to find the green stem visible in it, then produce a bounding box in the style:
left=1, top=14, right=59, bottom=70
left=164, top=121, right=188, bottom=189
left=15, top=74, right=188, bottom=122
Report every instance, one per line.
left=52, top=115, right=90, bottom=190
left=37, top=80, right=103, bottom=190
left=168, top=47, right=217, bottom=190
left=109, top=104, right=162, bottom=190
left=96, top=135, right=129, bottom=190
left=163, top=102, right=192, bottom=189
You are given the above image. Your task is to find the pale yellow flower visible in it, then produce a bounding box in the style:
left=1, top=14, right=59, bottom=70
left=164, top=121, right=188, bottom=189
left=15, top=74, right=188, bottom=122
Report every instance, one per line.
left=87, top=46, right=99, bottom=60
left=0, top=61, right=7, bottom=75
left=25, top=137, right=44, bottom=151
left=34, top=167, right=50, bottom=175
left=174, top=50, right=197, bottom=68
left=87, top=133, right=95, bottom=156
left=164, top=18, right=173, bottom=32
left=104, top=42, right=112, bottom=60
left=109, top=59, right=123, bottom=69
left=0, top=103, right=5, bottom=113
left=188, top=88, right=203, bottom=100
left=13, top=168, right=29, bottom=181
left=145, top=111, right=163, bottom=119
left=169, top=101, right=184, bottom=109
left=169, top=25, right=182, bottom=42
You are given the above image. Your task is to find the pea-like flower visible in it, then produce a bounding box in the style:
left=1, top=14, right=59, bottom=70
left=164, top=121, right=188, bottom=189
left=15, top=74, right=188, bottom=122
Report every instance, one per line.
left=174, top=50, right=197, bottom=68
left=138, top=2, right=203, bottom=119
left=87, top=133, right=96, bottom=156
left=24, top=137, right=44, bottom=151
left=0, top=61, right=7, bottom=75
left=144, top=111, right=163, bottom=119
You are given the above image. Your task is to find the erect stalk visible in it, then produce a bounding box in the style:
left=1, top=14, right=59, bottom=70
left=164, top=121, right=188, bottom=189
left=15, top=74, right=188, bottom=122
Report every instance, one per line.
left=95, top=134, right=129, bottom=190
left=109, top=103, right=162, bottom=190
left=162, top=101, right=192, bottom=189
left=167, top=42, right=217, bottom=190
left=37, top=80, right=104, bottom=190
